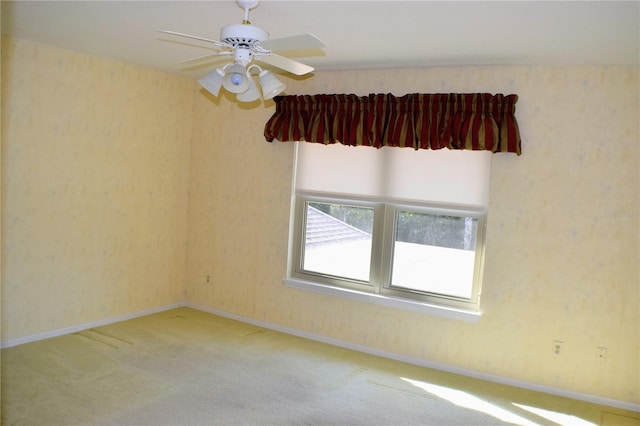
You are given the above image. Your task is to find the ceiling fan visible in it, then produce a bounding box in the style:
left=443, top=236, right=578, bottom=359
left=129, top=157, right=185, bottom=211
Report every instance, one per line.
left=158, top=0, right=324, bottom=103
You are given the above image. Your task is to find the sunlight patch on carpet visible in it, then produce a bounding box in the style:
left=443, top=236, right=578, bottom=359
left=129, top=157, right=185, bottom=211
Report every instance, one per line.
left=401, top=378, right=540, bottom=426
left=513, top=403, right=597, bottom=426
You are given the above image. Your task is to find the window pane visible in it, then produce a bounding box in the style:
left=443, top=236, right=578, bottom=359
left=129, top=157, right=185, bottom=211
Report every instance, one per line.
left=390, top=211, right=478, bottom=299
left=302, top=202, right=373, bottom=282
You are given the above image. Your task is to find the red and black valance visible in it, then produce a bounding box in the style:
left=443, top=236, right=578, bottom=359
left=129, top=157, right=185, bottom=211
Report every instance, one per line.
left=264, top=93, right=521, bottom=155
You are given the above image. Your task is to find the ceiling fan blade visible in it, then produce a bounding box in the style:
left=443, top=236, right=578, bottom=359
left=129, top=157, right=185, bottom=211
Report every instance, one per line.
left=181, top=58, right=232, bottom=72
left=179, top=51, right=232, bottom=65
left=257, top=54, right=314, bottom=76
left=157, top=30, right=224, bottom=46
left=261, top=34, right=324, bottom=52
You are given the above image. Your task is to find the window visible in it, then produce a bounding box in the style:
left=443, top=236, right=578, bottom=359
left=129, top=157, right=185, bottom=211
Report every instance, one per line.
left=301, top=201, right=374, bottom=283
left=286, top=143, right=490, bottom=320
left=389, top=210, right=480, bottom=300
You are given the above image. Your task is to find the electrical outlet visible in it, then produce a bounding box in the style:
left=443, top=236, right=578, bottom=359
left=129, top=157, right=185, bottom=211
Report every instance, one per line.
left=597, top=346, right=607, bottom=362
left=552, top=340, right=564, bottom=355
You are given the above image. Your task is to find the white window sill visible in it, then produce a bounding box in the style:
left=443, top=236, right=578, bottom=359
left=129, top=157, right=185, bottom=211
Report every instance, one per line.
left=284, top=278, right=482, bottom=323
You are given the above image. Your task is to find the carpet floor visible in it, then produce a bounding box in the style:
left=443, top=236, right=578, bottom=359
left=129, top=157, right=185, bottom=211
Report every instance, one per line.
left=1, top=307, right=638, bottom=425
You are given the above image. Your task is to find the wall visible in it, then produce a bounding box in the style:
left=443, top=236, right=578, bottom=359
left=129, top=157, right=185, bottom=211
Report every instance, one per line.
left=1, top=37, right=195, bottom=340
left=2, top=35, right=637, bottom=404
left=186, top=66, right=639, bottom=404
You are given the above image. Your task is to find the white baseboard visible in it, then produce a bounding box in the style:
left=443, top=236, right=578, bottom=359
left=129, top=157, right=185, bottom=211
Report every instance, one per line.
left=1, top=302, right=185, bottom=349
left=186, top=302, right=640, bottom=414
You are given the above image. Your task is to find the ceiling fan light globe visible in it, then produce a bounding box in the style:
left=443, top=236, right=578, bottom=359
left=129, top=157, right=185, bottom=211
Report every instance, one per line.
left=198, top=68, right=226, bottom=97
left=259, top=70, right=286, bottom=100
left=236, top=77, right=261, bottom=103
left=230, top=73, right=244, bottom=86
left=223, top=63, right=250, bottom=94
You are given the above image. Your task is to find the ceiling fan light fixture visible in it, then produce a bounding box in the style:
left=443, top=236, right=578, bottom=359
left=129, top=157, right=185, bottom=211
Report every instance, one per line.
left=223, top=63, right=250, bottom=94
left=259, top=70, right=287, bottom=100
left=159, top=0, right=324, bottom=106
left=198, top=68, right=225, bottom=97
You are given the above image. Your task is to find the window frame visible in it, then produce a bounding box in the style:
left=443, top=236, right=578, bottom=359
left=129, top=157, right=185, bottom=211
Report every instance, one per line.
left=291, top=194, right=382, bottom=293
left=288, top=191, right=487, bottom=316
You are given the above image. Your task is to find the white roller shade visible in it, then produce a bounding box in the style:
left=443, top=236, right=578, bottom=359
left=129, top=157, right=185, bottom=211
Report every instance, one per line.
left=295, top=143, right=491, bottom=207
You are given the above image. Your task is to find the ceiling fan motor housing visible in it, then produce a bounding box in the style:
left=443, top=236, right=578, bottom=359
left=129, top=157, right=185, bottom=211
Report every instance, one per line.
left=221, top=24, right=269, bottom=66
left=220, top=24, right=269, bottom=48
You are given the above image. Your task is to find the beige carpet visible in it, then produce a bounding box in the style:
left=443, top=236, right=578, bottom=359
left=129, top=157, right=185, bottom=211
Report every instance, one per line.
left=2, top=307, right=638, bottom=425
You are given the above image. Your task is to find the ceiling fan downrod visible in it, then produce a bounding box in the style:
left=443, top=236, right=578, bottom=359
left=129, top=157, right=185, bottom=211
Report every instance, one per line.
left=236, top=0, right=260, bottom=24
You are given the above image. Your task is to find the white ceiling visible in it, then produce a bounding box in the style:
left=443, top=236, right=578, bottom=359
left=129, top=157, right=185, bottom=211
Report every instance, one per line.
left=2, top=1, right=639, bottom=79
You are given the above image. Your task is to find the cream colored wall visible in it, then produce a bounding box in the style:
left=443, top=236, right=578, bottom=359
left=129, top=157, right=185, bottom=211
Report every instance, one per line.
left=2, top=34, right=637, bottom=403
left=186, top=66, right=639, bottom=403
left=1, top=37, right=195, bottom=340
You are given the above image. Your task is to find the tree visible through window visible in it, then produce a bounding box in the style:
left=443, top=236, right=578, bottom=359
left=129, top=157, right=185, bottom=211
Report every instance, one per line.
left=395, top=212, right=477, bottom=251
left=310, top=202, right=374, bottom=233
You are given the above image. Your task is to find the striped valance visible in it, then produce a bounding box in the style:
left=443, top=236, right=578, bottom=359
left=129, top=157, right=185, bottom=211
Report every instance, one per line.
left=264, top=93, right=521, bottom=155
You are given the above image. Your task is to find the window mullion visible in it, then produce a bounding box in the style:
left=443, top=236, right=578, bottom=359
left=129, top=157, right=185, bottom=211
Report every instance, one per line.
left=370, top=204, right=392, bottom=294
left=291, top=196, right=306, bottom=274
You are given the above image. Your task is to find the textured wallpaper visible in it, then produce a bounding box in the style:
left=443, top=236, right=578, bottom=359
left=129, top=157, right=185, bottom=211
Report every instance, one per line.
left=186, top=66, right=639, bottom=403
left=2, top=35, right=638, bottom=404
left=1, top=37, right=195, bottom=339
